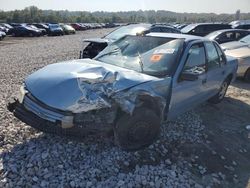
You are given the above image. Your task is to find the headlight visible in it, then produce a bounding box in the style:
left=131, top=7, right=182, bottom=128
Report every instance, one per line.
left=18, top=85, right=28, bottom=103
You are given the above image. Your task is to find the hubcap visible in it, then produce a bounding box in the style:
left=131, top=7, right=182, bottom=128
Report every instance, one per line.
left=128, top=122, right=149, bottom=142
left=219, top=82, right=228, bottom=99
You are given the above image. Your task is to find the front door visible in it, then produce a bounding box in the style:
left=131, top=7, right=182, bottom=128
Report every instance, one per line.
left=168, top=43, right=208, bottom=119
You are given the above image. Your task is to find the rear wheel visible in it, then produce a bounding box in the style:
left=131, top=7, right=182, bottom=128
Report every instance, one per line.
left=114, top=107, right=161, bottom=151
left=244, top=68, right=250, bottom=82
left=208, top=78, right=230, bottom=104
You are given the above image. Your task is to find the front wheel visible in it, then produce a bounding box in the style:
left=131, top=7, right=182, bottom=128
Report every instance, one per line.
left=114, top=107, right=161, bottom=151
left=208, top=79, right=229, bottom=104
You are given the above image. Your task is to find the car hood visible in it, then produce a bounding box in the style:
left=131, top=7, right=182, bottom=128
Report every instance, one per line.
left=221, top=41, right=249, bottom=50
left=83, top=38, right=111, bottom=44
left=225, top=46, right=250, bottom=59
left=25, top=59, right=168, bottom=113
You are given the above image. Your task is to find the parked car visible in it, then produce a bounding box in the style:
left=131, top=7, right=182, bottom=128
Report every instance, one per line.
left=220, top=34, right=250, bottom=50
left=8, top=33, right=237, bottom=150
left=0, top=23, right=13, bottom=30
left=206, top=29, right=250, bottom=44
left=181, top=23, right=231, bottom=36
left=47, top=24, right=64, bottom=36
left=80, top=23, right=181, bottom=59
left=0, top=31, right=6, bottom=40
left=59, top=24, right=76, bottom=35
left=27, top=24, right=47, bottom=35
left=32, top=23, right=50, bottom=33
left=224, top=47, right=250, bottom=82
left=0, top=26, right=9, bottom=33
left=231, top=20, right=250, bottom=30
left=71, top=23, right=86, bottom=31
left=9, top=26, right=42, bottom=37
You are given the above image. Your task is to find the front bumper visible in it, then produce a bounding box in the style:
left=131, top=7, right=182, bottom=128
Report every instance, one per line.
left=8, top=94, right=116, bottom=137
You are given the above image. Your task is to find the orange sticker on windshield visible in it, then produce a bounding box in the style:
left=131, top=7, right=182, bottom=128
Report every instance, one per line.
left=150, top=54, right=163, bottom=62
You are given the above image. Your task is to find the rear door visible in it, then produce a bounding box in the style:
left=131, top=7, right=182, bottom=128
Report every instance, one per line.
left=204, top=41, right=226, bottom=96
left=168, top=42, right=208, bottom=119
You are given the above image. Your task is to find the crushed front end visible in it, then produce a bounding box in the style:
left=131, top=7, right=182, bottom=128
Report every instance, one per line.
left=8, top=85, right=117, bottom=137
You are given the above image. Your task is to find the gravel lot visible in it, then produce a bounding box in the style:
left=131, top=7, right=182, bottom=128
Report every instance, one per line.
left=0, top=29, right=249, bottom=188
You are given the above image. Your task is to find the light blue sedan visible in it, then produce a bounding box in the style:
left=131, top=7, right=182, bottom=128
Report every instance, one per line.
left=8, top=33, right=238, bottom=150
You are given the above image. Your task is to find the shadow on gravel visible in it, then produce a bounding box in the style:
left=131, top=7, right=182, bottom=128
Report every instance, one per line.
left=182, top=97, right=250, bottom=188
left=231, top=79, right=250, bottom=91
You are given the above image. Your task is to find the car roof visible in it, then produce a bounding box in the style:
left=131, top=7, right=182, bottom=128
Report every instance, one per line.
left=209, top=29, right=250, bottom=34
left=147, top=32, right=205, bottom=42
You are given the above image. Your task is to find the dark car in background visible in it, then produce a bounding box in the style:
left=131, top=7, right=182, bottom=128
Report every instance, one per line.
left=27, top=24, right=47, bottom=35
left=9, top=26, right=42, bottom=37
left=206, top=29, right=250, bottom=44
left=47, top=24, right=64, bottom=36
left=80, top=23, right=181, bottom=59
left=32, top=23, right=50, bottom=33
left=59, top=24, right=76, bottom=35
left=181, top=23, right=231, bottom=36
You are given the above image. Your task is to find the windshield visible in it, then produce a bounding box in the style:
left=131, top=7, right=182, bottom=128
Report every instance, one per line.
left=49, top=24, right=60, bottom=29
left=104, top=24, right=151, bottom=40
left=240, top=34, right=250, bottom=43
left=95, top=35, right=184, bottom=76
left=205, top=31, right=221, bottom=38
left=181, top=24, right=197, bottom=33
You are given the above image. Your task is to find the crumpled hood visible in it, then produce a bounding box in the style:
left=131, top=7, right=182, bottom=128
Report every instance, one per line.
left=25, top=59, right=164, bottom=112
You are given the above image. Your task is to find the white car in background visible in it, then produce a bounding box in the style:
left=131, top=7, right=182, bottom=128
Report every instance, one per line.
left=224, top=46, right=250, bottom=82
left=0, top=31, right=6, bottom=40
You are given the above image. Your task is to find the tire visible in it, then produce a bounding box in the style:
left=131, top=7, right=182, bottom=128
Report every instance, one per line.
left=244, top=68, right=250, bottom=82
left=208, top=78, right=230, bottom=104
left=114, top=107, right=161, bottom=151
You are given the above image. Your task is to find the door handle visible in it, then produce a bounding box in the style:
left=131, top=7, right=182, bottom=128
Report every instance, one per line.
left=202, top=79, right=207, bottom=84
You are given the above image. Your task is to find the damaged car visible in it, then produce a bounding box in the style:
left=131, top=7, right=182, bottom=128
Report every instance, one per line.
left=8, top=33, right=238, bottom=150
left=80, top=23, right=181, bottom=59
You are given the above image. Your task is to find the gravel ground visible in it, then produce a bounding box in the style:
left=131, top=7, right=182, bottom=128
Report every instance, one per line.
left=0, top=29, right=249, bottom=187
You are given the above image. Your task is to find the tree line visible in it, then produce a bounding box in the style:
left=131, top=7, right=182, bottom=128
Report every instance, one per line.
left=0, top=6, right=250, bottom=24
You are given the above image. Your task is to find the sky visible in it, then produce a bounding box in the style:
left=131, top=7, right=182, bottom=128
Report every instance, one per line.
left=0, top=0, right=249, bottom=14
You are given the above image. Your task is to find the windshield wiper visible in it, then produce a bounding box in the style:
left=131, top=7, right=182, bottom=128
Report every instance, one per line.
left=137, top=51, right=144, bottom=73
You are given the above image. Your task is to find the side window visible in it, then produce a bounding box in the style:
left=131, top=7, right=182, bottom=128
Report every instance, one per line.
left=204, top=42, right=220, bottom=69
left=193, top=25, right=204, bottom=34
left=235, top=31, right=248, bottom=40
left=160, top=27, right=171, bottom=33
left=243, top=25, right=250, bottom=29
left=150, top=27, right=161, bottom=32
left=183, top=43, right=206, bottom=71
left=214, top=42, right=226, bottom=65
left=218, top=32, right=234, bottom=42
